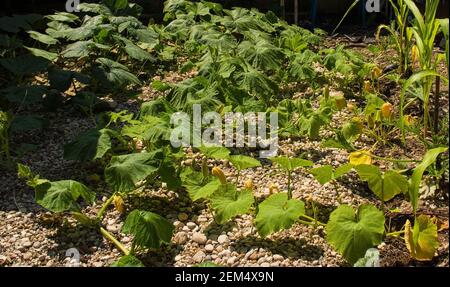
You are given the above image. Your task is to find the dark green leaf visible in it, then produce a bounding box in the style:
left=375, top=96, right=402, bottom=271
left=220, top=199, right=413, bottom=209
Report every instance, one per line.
left=122, top=209, right=174, bottom=249
left=35, top=180, right=95, bottom=213
left=64, top=129, right=113, bottom=162
left=105, top=151, right=162, bottom=192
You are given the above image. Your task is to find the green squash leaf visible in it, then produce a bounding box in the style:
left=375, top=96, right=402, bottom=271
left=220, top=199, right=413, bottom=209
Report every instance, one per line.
left=270, top=156, right=313, bottom=172
left=310, top=164, right=353, bottom=185
left=121, top=37, right=155, bottom=62
left=111, top=255, right=144, bottom=267
left=210, top=184, right=254, bottom=224
left=11, top=115, right=47, bottom=133
left=0, top=54, right=49, bottom=76
left=229, top=155, right=261, bottom=171
left=28, top=31, right=58, bottom=45
left=24, top=47, right=58, bottom=61
left=310, top=165, right=333, bottom=185
left=45, top=12, right=79, bottom=23
left=35, top=180, right=95, bottom=213
left=105, top=151, right=162, bottom=192
left=326, top=204, right=385, bottom=264
left=198, top=145, right=230, bottom=160
left=93, top=58, right=141, bottom=88
left=355, top=164, right=408, bottom=201
left=122, top=210, right=174, bottom=249
left=181, top=168, right=222, bottom=201
left=255, top=193, right=305, bottom=237
left=64, top=128, right=113, bottom=162
left=1, top=85, right=47, bottom=104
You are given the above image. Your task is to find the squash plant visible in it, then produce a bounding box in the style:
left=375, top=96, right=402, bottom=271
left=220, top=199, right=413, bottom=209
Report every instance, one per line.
left=18, top=161, right=174, bottom=267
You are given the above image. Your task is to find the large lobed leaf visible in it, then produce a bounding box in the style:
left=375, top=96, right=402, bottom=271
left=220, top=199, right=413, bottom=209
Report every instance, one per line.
left=35, top=180, right=95, bottom=213
left=255, top=193, right=305, bottom=237
left=210, top=184, right=254, bottom=224
left=229, top=155, right=261, bottom=171
left=270, top=156, right=313, bottom=172
left=64, top=128, right=113, bottom=162
left=326, top=204, right=385, bottom=264
left=122, top=209, right=174, bottom=249
left=310, top=163, right=353, bottom=185
left=355, top=164, right=408, bottom=201
left=105, top=150, right=162, bottom=192
left=180, top=168, right=221, bottom=201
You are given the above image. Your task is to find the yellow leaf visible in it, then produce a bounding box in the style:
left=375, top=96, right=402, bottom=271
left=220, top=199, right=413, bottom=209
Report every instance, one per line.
left=349, top=151, right=372, bottom=165
left=405, top=215, right=439, bottom=261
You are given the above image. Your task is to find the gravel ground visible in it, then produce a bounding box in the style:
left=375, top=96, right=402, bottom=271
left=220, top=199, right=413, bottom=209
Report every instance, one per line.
left=0, top=36, right=448, bottom=267
left=1, top=109, right=448, bottom=267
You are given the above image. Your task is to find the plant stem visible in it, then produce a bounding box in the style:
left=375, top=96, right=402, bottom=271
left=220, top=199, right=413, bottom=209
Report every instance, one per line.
left=300, top=214, right=326, bottom=226
left=433, top=76, right=440, bottom=135
left=97, top=193, right=116, bottom=221
left=287, top=171, right=292, bottom=200
left=386, top=230, right=405, bottom=237
left=100, top=227, right=130, bottom=255
left=298, top=219, right=317, bottom=226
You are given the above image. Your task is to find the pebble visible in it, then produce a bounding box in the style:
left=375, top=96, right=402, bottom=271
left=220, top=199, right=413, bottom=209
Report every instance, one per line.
left=227, top=256, right=237, bottom=265
left=186, top=222, right=197, bottom=230
left=21, top=238, right=32, bottom=248
left=173, top=232, right=188, bottom=245
left=192, top=233, right=207, bottom=245
left=273, top=254, right=284, bottom=261
left=205, top=244, right=214, bottom=252
left=261, top=262, right=270, bottom=267
left=217, top=234, right=228, bottom=244
left=23, top=252, right=33, bottom=260
left=192, top=251, right=205, bottom=263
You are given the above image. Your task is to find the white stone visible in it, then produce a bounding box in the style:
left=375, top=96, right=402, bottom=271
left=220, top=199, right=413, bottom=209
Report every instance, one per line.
left=192, top=233, right=207, bottom=245
left=217, top=234, right=228, bottom=244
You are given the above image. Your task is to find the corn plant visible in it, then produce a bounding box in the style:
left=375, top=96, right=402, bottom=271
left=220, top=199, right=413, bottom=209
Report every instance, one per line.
left=404, top=0, right=446, bottom=137
left=376, top=0, right=412, bottom=76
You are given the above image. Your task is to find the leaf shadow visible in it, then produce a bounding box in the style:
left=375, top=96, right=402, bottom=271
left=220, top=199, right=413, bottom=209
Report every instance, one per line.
left=44, top=221, right=106, bottom=263
left=232, top=236, right=324, bottom=261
